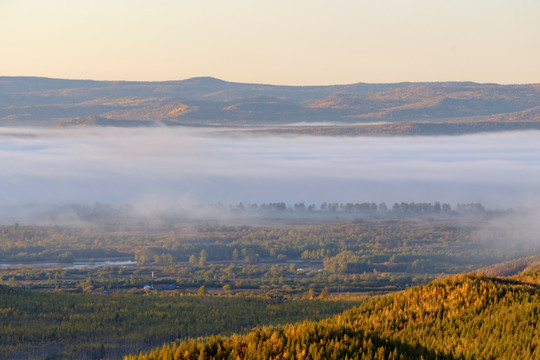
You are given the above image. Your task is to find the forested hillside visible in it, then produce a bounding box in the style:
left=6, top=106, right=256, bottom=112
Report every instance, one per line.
left=128, top=269, right=540, bottom=359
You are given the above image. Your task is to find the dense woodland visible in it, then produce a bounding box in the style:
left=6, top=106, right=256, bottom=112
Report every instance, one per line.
left=0, top=209, right=526, bottom=268
left=1, top=212, right=538, bottom=297
left=127, top=268, right=540, bottom=360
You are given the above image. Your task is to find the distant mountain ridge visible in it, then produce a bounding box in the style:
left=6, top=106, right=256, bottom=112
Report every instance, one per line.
left=1, top=76, right=540, bottom=134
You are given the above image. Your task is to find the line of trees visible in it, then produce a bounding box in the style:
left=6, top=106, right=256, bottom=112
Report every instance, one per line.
left=30, top=201, right=490, bottom=223
left=231, top=201, right=487, bottom=214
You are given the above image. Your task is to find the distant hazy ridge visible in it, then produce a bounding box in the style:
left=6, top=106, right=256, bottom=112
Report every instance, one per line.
left=1, top=77, right=540, bottom=135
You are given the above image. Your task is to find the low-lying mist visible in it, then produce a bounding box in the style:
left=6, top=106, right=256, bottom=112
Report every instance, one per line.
left=1, top=127, right=539, bottom=224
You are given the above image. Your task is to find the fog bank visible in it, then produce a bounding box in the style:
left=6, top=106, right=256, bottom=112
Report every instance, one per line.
left=1, top=127, right=539, bottom=217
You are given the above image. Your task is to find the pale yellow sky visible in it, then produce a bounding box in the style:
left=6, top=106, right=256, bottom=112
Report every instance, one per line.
left=1, top=0, right=539, bottom=85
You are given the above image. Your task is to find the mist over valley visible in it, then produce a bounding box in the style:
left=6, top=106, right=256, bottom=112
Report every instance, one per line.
left=1, top=126, right=539, bottom=225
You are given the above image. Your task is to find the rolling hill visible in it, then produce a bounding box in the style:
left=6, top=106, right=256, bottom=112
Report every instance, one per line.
left=2, top=77, right=540, bottom=135
left=128, top=269, right=540, bottom=359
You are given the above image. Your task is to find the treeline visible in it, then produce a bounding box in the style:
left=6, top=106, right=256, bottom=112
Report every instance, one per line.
left=127, top=269, right=540, bottom=360
left=18, top=201, right=493, bottom=225
left=231, top=201, right=487, bottom=215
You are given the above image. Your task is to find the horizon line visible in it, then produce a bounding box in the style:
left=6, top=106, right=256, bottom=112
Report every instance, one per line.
left=2, top=75, right=530, bottom=87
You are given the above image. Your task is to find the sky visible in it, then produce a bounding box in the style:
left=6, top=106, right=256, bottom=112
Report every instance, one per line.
left=1, top=0, right=540, bottom=85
